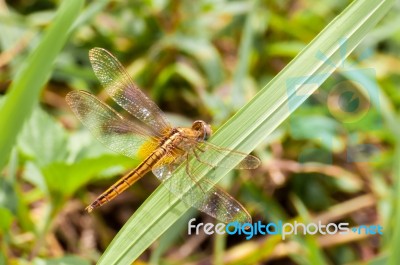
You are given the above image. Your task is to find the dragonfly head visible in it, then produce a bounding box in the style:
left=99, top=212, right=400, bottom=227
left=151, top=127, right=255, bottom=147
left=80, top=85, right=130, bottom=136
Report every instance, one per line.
left=192, top=120, right=212, bottom=141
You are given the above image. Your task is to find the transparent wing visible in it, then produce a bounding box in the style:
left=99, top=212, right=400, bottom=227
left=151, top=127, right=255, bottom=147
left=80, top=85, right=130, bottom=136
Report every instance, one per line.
left=66, top=90, right=160, bottom=160
left=89, top=47, right=171, bottom=135
left=152, top=155, right=251, bottom=224
left=189, top=141, right=260, bottom=169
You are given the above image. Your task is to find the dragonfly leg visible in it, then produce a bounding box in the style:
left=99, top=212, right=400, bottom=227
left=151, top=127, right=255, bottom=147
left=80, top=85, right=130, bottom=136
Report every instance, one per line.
left=196, top=145, right=206, bottom=152
left=185, top=153, right=207, bottom=195
left=193, top=148, right=214, bottom=168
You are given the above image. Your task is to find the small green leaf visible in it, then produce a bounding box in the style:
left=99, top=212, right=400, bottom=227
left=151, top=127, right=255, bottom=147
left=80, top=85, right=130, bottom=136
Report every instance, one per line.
left=23, top=161, right=48, bottom=194
left=0, top=207, right=13, bottom=233
left=18, top=108, right=68, bottom=166
left=0, top=178, right=19, bottom=214
left=290, top=115, right=344, bottom=152
left=42, top=154, right=135, bottom=199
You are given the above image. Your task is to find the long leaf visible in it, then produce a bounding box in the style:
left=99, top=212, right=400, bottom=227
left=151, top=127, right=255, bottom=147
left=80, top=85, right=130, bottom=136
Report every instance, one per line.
left=0, top=0, right=84, bottom=169
left=98, top=0, right=394, bottom=264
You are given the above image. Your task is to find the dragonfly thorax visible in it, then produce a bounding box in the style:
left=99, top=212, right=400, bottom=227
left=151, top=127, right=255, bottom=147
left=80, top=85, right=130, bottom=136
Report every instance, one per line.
left=192, top=120, right=212, bottom=141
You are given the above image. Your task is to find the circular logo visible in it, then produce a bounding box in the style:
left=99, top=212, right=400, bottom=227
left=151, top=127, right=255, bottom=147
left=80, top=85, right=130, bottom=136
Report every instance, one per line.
left=327, top=81, right=370, bottom=123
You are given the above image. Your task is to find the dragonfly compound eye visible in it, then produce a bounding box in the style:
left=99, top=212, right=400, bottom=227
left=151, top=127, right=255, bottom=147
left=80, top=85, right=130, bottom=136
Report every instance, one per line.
left=192, top=120, right=212, bottom=141
left=203, top=123, right=212, bottom=141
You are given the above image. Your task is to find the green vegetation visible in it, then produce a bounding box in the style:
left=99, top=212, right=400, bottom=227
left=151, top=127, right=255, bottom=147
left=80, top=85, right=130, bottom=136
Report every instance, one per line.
left=0, top=0, right=399, bottom=264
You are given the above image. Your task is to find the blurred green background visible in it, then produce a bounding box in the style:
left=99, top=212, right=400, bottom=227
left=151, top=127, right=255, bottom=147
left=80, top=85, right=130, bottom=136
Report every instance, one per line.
left=0, top=0, right=399, bottom=264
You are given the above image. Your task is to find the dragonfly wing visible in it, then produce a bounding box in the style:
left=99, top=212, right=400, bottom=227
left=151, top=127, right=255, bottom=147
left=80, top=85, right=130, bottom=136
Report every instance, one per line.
left=66, top=90, right=159, bottom=160
left=153, top=160, right=251, bottom=224
left=89, top=48, right=171, bottom=135
left=192, top=141, right=260, bottom=169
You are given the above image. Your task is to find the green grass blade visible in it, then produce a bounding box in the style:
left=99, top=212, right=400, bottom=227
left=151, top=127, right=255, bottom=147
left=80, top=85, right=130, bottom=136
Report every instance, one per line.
left=0, top=0, right=84, bottom=169
left=98, top=0, right=394, bottom=264
left=291, top=195, right=329, bottom=265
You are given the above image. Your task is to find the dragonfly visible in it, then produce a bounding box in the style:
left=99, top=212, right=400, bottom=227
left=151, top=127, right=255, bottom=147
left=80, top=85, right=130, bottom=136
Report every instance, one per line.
left=66, top=48, right=260, bottom=224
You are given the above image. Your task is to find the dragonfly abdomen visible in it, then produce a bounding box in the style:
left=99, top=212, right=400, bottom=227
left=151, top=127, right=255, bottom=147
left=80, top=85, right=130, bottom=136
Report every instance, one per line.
left=85, top=148, right=167, bottom=212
